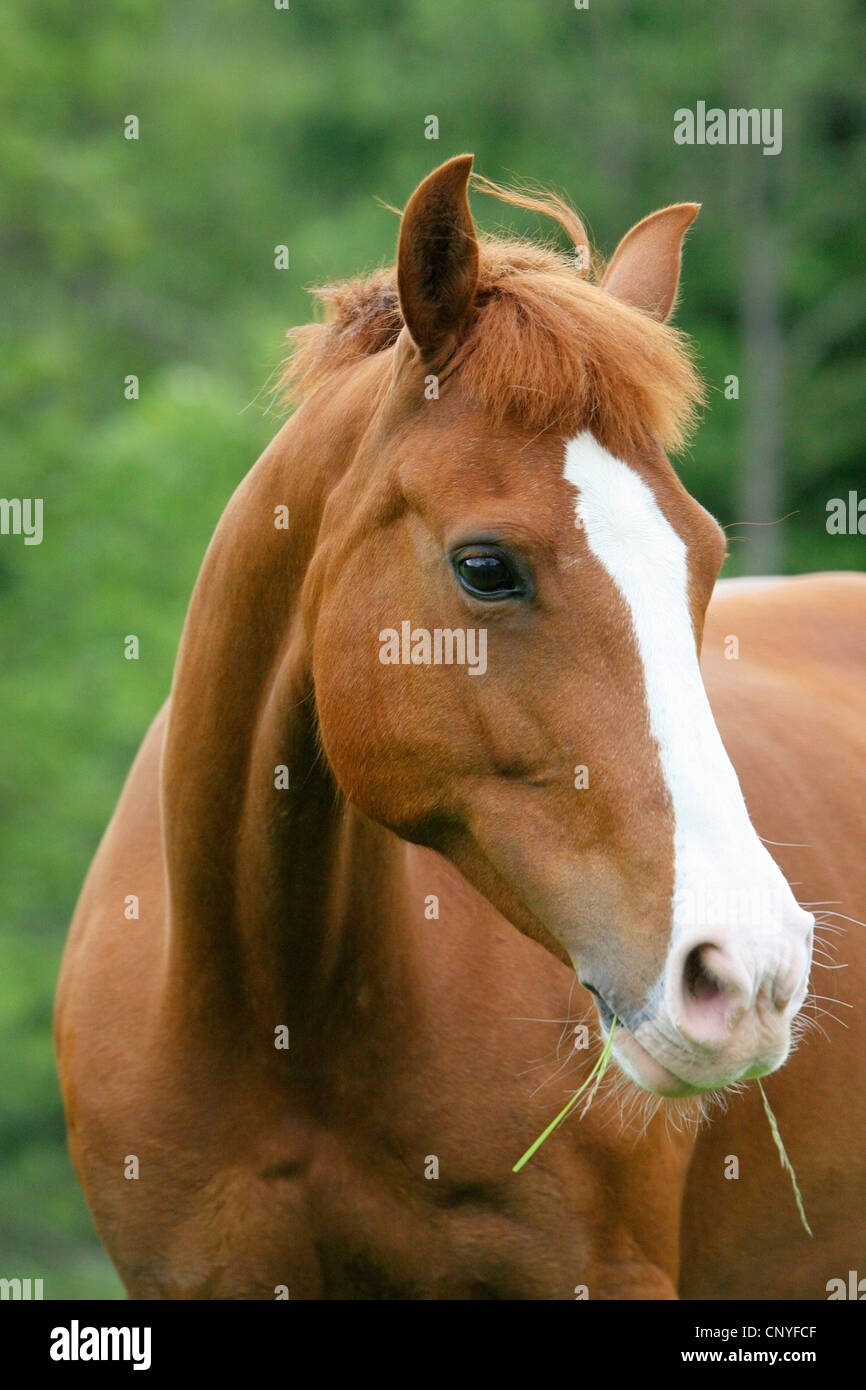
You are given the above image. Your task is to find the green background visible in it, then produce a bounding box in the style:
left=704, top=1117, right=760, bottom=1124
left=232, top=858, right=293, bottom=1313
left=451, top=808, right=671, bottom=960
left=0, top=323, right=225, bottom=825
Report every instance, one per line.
left=1, top=0, right=863, bottom=1298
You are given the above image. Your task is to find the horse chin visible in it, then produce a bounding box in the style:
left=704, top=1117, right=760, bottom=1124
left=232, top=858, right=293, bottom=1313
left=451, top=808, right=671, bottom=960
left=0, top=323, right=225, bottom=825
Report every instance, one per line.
left=609, top=1025, right=704, bottom=1098
left=610, top=1015, right=789, bottom=1098
left=583, top=985, right=711, bottom=1096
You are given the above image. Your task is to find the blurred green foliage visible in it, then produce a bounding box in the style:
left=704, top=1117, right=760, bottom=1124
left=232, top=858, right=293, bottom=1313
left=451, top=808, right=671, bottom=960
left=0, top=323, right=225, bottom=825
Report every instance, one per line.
left=1, top=0, right=863, bottom=1298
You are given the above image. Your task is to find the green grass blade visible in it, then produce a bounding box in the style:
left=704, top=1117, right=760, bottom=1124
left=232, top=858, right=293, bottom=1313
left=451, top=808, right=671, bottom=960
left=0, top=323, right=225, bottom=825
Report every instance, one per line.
left=512, top=1018, right=617, bottom=1173
left=757, top=1079, right=813, bottom=1238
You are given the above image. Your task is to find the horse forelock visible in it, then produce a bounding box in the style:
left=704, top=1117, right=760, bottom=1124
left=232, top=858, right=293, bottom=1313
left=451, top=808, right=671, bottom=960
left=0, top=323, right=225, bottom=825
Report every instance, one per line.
left=278, top=183, right=705, bottom=459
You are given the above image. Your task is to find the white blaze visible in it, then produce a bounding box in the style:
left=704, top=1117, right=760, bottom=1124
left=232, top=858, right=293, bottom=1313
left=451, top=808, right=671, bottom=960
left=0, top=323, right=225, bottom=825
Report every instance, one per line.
left=563, top=430, right=801, bottom=979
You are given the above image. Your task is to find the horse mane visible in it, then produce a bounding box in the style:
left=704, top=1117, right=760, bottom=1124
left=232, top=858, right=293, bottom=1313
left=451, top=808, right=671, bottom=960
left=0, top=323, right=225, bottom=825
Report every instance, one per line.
left=279, top=175, right=705, bottom=456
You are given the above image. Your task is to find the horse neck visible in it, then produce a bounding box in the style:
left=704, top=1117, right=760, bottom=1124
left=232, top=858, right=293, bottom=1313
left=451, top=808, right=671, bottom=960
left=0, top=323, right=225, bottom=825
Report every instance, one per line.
left=160, top=364, right=417, bottom=1034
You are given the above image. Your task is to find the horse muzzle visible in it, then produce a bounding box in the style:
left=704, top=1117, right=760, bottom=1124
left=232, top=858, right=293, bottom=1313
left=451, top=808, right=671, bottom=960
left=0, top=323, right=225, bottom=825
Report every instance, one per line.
left=585, top=915, right=814, bottom=1096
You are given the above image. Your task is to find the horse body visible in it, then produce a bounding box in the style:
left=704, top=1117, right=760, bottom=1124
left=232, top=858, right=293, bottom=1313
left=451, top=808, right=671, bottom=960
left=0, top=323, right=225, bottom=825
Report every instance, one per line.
left=56, top=158, right=866, bottom=1299
left=58, top=712, right=692, bottom=1300
left=682, top=575, right=866, bottom=1298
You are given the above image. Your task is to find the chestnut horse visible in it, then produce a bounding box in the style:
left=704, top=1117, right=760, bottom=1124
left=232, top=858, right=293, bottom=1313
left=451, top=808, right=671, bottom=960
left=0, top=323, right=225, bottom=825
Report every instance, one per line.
left=56, top=156, right=866, bottom=1299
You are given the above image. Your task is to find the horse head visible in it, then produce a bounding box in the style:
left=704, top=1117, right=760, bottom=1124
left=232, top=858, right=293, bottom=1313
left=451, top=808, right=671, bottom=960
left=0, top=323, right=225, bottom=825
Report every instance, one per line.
left=293, top=155, right=814, bottom=1096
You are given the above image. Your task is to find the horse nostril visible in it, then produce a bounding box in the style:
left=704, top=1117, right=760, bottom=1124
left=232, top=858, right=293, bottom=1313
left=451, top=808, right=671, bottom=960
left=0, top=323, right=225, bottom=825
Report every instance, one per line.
left=773, top=981, right=793, bottom=1011
left=771, top=958, right=808, bottom=1013
left=683, top=944, right=724, bottom=1006
left=670, top=940, right=750, bottom=1048
left=669, top=929, right=807, bottom=1054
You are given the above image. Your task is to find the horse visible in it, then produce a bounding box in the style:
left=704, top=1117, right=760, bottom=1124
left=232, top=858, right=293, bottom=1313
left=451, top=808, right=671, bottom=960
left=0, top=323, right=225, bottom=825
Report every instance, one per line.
left=55, top=155, right=866, bottom=1299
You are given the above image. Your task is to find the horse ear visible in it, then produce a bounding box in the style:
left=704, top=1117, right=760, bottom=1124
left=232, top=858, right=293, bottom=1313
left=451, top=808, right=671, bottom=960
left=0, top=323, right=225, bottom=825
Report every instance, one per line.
left=397, top=154, right=479, bottom=359
left=601, top=203, right=700, bottom=322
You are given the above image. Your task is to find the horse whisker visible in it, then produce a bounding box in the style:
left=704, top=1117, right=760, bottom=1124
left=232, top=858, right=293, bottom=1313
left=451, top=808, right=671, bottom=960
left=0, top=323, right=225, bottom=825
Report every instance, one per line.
left=814, top=909, right=866, bottom=930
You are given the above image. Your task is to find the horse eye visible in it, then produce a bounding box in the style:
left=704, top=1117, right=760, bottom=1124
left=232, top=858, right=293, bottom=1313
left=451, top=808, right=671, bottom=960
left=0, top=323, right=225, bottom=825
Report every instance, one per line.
left=454, top=551, right=523, bottom=599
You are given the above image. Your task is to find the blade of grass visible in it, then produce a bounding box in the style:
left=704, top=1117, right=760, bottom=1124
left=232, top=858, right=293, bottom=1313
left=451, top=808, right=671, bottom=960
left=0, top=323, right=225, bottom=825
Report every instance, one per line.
left=757, top=1079, right=813, bottom=1238
left=512, top=1018, right=617, bottom=1173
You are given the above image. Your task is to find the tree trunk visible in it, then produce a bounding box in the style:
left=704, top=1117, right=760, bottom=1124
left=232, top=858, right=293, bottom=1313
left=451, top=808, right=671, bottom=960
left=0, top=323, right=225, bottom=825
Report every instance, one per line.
left=736, top=177, right=785, bottom=576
